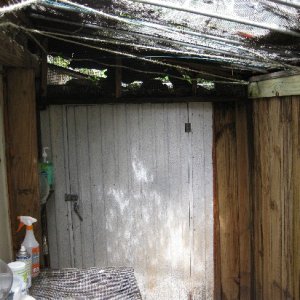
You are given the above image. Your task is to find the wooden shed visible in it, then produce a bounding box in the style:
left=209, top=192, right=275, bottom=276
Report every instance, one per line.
left=0, top=0, right=299, bottom=299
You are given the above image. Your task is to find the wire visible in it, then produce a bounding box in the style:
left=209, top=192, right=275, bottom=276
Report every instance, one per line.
left=62, top=57, right=248, bottom=84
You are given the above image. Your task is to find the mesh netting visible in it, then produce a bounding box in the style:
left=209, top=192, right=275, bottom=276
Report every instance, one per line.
left=30, top=267, right=142, bottom=300
left=2, top=0, right=300, bottom=79
left=23, top=0, right=299, bottom=71
left=48, top=67, right=72, bottom=85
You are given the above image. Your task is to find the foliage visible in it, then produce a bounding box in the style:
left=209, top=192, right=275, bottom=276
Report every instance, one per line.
left=47, top=55, right=70, bottom=68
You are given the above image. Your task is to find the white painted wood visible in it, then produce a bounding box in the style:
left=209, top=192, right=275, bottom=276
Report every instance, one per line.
left=62, top=107, right=75, bottom=268
left=0, top=72, right=13, bottom=263
left=49, top=106, right=72, bottom=268
left=42, top=103, right=213, bottom=299
left=190, top=103, right=214, bottom=299
left=87, top=106, right=107, bottom=267
left=248, top=74, right=300, bottom=99
left=125, top=104, right=143, bottom=270
left=100, top=105, right=118, bottom=267
left=66, top=106, right=82, bottom=268
left=203, top=103, right=214, bottom=300
left=40, top=109, right=59, bottom=268
left=74, top=106, right=95, bottom=268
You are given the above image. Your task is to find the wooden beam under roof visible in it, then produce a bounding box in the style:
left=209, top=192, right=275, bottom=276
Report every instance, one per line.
left=248, top=70, right=300, bottom=99
left=0, top=32, right=39, bottom=70
left=45, top=95, right=245, bottom=105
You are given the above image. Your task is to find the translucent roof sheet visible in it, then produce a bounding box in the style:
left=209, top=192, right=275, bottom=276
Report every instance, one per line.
left=2, top=0, right=300, bottom=79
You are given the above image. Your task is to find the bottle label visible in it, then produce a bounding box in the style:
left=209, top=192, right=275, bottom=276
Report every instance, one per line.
left=16, top=256, right=32, bottom=288
left=31, top=247, right=40, bottom=277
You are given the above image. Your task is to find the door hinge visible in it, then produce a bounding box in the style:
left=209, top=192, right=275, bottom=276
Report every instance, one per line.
left=185, top=123, right=192, bottom=133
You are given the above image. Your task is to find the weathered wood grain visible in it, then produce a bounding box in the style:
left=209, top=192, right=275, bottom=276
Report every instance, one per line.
left=5, top=69, right=41, bottom=255
left=0, top=71, right=13, bottom=262
left=0, top=33, right=39, bottom=70
left=214, top=101, right=253, bottom=300
left=252, top=96, right=299, bottom=299
left=235, top=102, right=252, bottom=300
left=248, top=75, right=300, bottom=99
left=49, top=106, right=72, bottom=268
left=292, top=97, right=300, bottom=300
left=42, top=103, right=214, bottom=299
left=214, top=102, right=240, bottom=300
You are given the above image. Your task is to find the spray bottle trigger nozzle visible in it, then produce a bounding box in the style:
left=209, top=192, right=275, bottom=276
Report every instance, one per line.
left=17, top=222, right=24, bottom=232
left=42, top=147, right=49, bottom=163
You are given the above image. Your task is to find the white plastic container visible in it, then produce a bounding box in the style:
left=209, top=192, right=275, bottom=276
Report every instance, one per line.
left=9, top=275, right=27, bottom=300
left=16, top=245, right=32, bottom=288
left=7, top=262, right=27, bottom=294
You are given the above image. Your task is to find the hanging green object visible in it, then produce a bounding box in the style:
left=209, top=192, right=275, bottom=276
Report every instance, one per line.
left=40, top=147, right=54, bottom=188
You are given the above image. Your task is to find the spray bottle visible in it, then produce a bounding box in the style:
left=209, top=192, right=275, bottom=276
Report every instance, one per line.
left=17, top=216, right=40, bottom=278
left=40, top=147, right=54, bottom=188
left=16, top=245, right=31, bottom=288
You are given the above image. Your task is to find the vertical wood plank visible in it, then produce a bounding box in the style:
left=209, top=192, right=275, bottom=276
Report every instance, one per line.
left=269, top=99, right=282, bottom=300
left=49, top=106, right=72, bottom=268
left=235, top=102, right=252, bottom=300
left=112, top=104, right=131, bottom=266
left=190, top=102, right=203, bottom=293
left=100, top=105, right=117, bottom=267
left=252, top=100, right=264, bottom=299
left=0, top=71, right=13, bottom=262
left=74, top=106, right=95, bottom=268
left=5, top=68, right=42, bottom=255
left=139, top=103, right=157, bottom=289
left=177, top=103, right=191, bottom=291
left=40, top=109, right=59, bottom=268
left=202, top=102, right=214, bottom=299
left=292, top=97, right=300, bottom=300
left=252, top=96, right=299, bottom=300
left=66, top=106, right=82, bottom=268
left=280, top=97, right=293, bottom=299
left=125, top=104, right=142, bottom=272
left=213, top=102, right=240, bottom=300
left=190, top=102, right=207, bottom=298
left=87, top=105, right=107, bottom=267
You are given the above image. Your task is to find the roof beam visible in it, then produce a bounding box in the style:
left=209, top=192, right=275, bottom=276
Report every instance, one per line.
left=0, top=32, right=39, bottom=70
left=130, top=0, right=300, bottom=37
left=46, top=95, right=246, bottom=105
left=248, top=71, right=300, bottom=98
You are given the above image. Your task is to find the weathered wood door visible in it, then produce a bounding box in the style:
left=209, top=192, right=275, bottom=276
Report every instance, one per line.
left=41, top=103, right=213, bottom=299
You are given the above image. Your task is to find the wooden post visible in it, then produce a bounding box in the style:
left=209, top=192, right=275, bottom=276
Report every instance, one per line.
left=0, top=68, right=13, bottom=262
left=0, top=32, right=39, bottom=71
left=5, top=68, right=41, bottom=256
